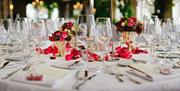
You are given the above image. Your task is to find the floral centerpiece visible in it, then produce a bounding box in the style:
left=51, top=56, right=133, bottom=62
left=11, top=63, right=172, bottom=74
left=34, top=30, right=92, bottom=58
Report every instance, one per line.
left=48, top=22, right=76, bottom=57
left=115, top=17, right=143, bottom=50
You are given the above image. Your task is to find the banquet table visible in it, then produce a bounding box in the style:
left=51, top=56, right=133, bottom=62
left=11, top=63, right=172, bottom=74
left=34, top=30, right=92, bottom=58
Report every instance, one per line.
left=0, top=46, right=180, bottom=91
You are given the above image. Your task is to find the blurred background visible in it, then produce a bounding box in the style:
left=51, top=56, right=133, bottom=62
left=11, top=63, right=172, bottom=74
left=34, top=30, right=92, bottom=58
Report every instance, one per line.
left=0, top=0, right=177, bottom=22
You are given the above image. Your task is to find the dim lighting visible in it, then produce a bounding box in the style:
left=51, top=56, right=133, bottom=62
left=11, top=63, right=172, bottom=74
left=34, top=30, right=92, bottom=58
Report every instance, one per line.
left=9, top=4, right=14, bottom=10
left=39, top=1, right=44, bottom=5
left=32, top=1, right=36, bottom=6
left=35, top=0, right=39, bottom=3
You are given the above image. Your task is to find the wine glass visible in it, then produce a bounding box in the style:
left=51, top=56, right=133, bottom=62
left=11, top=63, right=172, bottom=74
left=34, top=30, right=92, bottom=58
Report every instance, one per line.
left=46, top=18, right=64, bottom=35
left=95, top=17, right=113, bottom=72
left=76, top=15, right=96, bottom=72
left=0, top=19, right=14, bottom=56
left=12, top=18, right=32, bottom=63
left=144, top=15, right=161, bottom=57
left=30, top=19, right=46, bottom=63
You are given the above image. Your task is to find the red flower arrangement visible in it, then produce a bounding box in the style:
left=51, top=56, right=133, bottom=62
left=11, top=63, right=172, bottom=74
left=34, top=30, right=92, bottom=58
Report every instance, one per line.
left=47, top=22, right=77, bottom=57
left=49, top=22, right=76, bottom=42
left=115, top=17, right=143, bottom=35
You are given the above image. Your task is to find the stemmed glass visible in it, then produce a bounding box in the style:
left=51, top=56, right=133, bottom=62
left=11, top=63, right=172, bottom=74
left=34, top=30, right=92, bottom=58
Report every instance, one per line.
left=95, top=17, right=113, bottom=72
left=30, top=19, right=46, bottom=63
left=160, top=18, right=178, bottom=65
left=46, top=18, right=64, bottom=35
left=12, top=18, right=32, bottom=63
left=0, top=19, right=14, bottom=57
left=76, top=15, right=96, bottom=71
left=143, top=15, right=161, bottom=57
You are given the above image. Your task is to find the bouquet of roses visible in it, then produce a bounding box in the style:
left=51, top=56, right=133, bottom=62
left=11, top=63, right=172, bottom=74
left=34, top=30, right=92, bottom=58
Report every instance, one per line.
left=115, top=17, right=143, bottom=35
left=49, top=22, right=76, bottom=42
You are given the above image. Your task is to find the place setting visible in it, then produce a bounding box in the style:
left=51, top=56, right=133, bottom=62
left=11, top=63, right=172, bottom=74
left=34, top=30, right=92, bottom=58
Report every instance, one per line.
left=1, top=0, right=180, bottom=91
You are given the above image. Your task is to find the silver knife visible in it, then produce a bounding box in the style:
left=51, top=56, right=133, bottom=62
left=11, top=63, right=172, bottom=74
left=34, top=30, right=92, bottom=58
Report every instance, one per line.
left=0, top=61, right=9, bottom=69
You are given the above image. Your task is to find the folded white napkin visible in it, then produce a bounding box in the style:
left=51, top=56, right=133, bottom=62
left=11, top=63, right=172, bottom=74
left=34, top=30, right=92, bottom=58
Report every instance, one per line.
left=10, top=66, right=70, bottom=87
left=127, top=64, right=180, bottom=81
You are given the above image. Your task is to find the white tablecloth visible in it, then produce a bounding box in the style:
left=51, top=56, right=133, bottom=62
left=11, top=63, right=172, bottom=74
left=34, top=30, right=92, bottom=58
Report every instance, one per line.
left=0, top=55, right=180, bottom=91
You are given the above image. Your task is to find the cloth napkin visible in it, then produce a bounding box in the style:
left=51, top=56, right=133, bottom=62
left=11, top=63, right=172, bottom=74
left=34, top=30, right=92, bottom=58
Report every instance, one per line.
left=10, top=66, right=71, bottom=87
left=127, top=64, right=180, bottom=81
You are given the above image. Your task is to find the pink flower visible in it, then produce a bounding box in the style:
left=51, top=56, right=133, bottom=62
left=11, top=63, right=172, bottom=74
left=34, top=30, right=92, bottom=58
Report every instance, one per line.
left=127, top=22, right=134, bottom=27
left=61, top=31, right=68, bottom=38
left=60, top=36, right=65, bottom=41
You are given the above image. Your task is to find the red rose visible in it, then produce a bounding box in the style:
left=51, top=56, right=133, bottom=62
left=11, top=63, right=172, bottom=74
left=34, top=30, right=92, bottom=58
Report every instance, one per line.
left=49, top=36, right=54, bottom=41
left=53, top=31, right=61, bottom=36
left=67, top=22, right=73, bottom=29
left=60, top=36, right=65, bottom=41
left=131, top=17, right=137, bottom=22
left=127, top=22, right=133, bottom=27
left=61, top=31, right=68, bottom=38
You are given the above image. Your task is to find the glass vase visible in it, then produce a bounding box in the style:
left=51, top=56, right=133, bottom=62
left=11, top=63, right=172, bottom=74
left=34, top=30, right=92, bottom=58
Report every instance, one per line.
left=122, top=31, right=136, bottom=50
left=54, top=41, right=66, bottom=57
